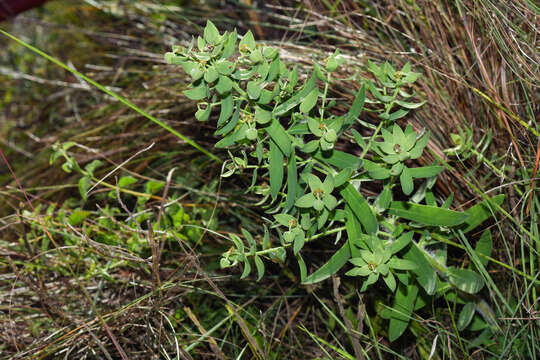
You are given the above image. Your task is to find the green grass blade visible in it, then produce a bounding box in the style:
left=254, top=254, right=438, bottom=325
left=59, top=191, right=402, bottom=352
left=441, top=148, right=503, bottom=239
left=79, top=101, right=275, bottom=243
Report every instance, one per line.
left=0, top=27, right=221, bottom=162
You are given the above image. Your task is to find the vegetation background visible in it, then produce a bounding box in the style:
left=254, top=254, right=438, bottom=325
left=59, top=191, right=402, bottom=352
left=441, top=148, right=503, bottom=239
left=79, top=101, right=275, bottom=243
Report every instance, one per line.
left=0, top=0, right=538, bottom=359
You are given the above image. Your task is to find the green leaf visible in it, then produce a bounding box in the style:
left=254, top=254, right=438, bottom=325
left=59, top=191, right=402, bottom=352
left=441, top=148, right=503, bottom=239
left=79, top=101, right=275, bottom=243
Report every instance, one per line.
left=269, top=139, right=284, bottom=200
left=241, top=259, right=251, bottom=279
left=300, top=88, right=319, bottom=114
left=335, top=168, right=352, bottom=187
left=302, top=241, right=352, bottom=284
left=388, top=258, right=417, bottom=270
left=363, top=159, right=391, bottom=180
left=383, top=272, right=397, bottom=292
left=387, top=109, right=410, bottom=121
left=284, top=152, right=297, bottom=212
left=374, top=185, right=392, bottom=212
left=289, top=66, right=299, bottom=88
left=250, top=48, right=263, bottom=63
left=458, top=302, right=476, bottom=330
left=189, top=66, right=204, bottom=81
left=360, top=272, right=379, bottom=291
left=295, top=193, right=315, bottom=208
left=340, top=183, right=378, bottom=234
left=307, top=116, right=323, bottom=137
left=448, top=267, right=484, bottom=294
left=242, top=228, right=256, bottom=249
left=312, top=58, right=325, bottom=81
left=254, top=255, right=265, bottom=282
left=263, top=46, right=278, bottom=59
left=215, top=100, right=240, bottom=136
left=390, top=231, right=413, bottom=254
left=195, top=104, right=211, bottom=122
left=408, top=166, right=444, bottom=179
left=403, top=244, right=437, bottom=295
left=145, top=180, right=164, bottom=194
left=258, top=89, right=274, bottom=105
left=184, top=83, right=208, bottom=100
left=393, top=124, right=406, bottom=146
left=164, top=52, right=184, bottom=65
left=272, top=247, right=287, bottom=262
left=474, top=230, right=492, bottom=267
left=239, top=30, right=255, bottom=51
left=204, top=20, right=219, bottom=44
left=297, top=253, right=307, bottom=282
left=395, top=99, right=426, bottom=109
left=217, top=94, right=234, bottom=127
left=254, top=107, right=272, bottom=124
left=204, top=66, right=219, bottom=83
left=232, top=67, right=256, bottom=81
left=322, top=174, right=334, bottom=193
left=346, top=266, right=371, bottom=277
left=409, top=132, right=429, bottom=159
left=118, top=176, right=137, bottom=188
left=302, top=173, right=323, bottom=193
left=215, top=123, right=247, bottom=147
left=78, top=176, right=91, bottom=201
left=319, top=137, right=333, bottom=151
left=221, top=29, right=237, bottom=58
left=293, top=233, right=305, bottom=255
left=274, top=213, right=295, bottom=227
left=343, top=84, right=366, bottom=126
left=247, top=81, right=262, bottom=100
left=216, top=60, right=236, bottom=75
left=273, top=74, right=317, bottom=116
left=84, top=160, right=103, bottom=176
left=400, top=166, right=414, bottom=195
left=325, top=56, right=338, bottom=73
left=388, top=283, right=418, bottom=342
left=301, top=140, right=319, bottom=153
left=388, top=202, right=469, bottom=227
left=267, top=57, right=280, bottom=82
left=180, top=61, right=199, bottom=76
left=266, top=119, right=292, bottom=156
left=68, top=210, right=91, bottom=226
left=313, top=149, right=363, bottom=170
left=344, top=210, right=364, bottom=254
left=215, top=75, right=233, bottom=94
left=460, top=194, right=504, bottom=233
left=323, top=194, right=338, bottom=210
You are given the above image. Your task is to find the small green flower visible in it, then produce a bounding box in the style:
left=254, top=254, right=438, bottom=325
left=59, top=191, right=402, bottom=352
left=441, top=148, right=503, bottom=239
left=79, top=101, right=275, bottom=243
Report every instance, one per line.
left=375, top=124, right=429, bottom=166
left=274, top=213, right=305, bottom=254
left=346, top=233, right=417, bottom=292
left=295, top=173, right=337, bottom=212
left=347, top=246, right=393, bottom=292
left=305, top=116, right=341, bottom=151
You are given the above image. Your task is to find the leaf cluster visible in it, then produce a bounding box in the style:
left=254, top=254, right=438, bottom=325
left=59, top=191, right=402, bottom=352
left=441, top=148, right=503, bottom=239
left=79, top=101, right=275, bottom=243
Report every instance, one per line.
left=162, top=21, right=503, bottom=341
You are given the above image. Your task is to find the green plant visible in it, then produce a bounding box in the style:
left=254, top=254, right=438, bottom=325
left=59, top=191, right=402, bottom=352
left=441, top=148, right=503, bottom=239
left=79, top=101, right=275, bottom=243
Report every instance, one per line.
left=163, top=21, right=504, bottom=342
